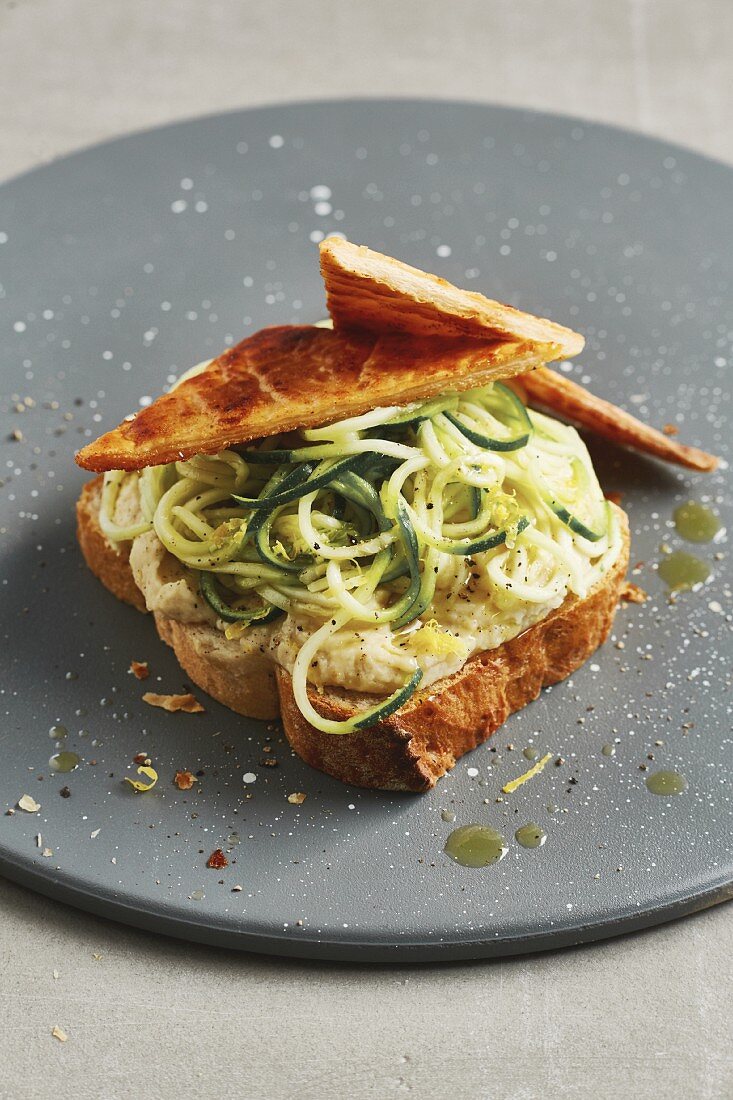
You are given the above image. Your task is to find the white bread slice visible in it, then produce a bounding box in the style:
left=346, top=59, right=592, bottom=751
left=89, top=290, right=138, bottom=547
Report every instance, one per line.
left=277, top=506, right=628, bottom=790
left=76, top=478, right=280, bottom=719
left=320, top=237, right=585, bottom=357
left=76, top=477, right=147, bottom=612
left=77, top=478, right=629, bottom=790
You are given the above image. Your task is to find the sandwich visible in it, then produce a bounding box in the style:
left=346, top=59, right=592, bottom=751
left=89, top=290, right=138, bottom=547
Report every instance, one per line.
left=74, top=239, right=717, bottom=791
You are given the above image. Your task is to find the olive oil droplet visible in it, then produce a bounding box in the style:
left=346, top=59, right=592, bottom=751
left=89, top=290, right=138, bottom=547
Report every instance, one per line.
left=444, top=824, right=508, bottom=867
left=515, top=823, right=547, bottom=849
left=658, top=551, right=710, bottom=592
left=673, top=501, right=721, bottom=543
left=49, top=725, right=68, bottom=740
left=48, top=751, right=80, bottom=774
left=601, top=743, right=616, bottom=757
left=522, top=746, right=539, bottom=761
left=645, top=770, right=688, bottom=796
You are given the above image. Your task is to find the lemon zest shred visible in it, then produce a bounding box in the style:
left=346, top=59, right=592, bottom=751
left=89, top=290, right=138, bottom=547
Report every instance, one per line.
left=410, top=619, right=469, bottom=660
left=124, top=765, right=159, bottom=792
left=501, top=752, right=553, bottom=794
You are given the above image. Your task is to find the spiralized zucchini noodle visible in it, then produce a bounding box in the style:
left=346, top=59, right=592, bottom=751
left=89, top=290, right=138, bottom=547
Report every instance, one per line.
left=101, top=381, right=621, bottom=734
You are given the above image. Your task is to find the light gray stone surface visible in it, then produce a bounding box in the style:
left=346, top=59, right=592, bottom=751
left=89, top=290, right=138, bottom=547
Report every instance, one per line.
left=1, top=2, right=731, bottom=1097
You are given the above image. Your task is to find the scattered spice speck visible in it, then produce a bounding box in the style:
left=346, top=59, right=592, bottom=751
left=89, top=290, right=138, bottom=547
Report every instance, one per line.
left=142, top=692, right=204, bottom=713
left=18, top=794, right=41, bottom=813
left=206, top=849, right=228, bottom=870
left=59, top=787, right=71, bottom=799
left=287, top=792, right=307, bottom=805
left=129, top=660, right=150, bottom=681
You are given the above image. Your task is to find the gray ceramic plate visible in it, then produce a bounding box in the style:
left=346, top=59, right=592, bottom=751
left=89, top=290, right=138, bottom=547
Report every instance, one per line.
left=0, top=100, right=731, bottom=961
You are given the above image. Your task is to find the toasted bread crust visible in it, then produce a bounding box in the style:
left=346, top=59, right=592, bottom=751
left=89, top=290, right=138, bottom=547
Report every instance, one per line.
left=277, top=506, right=629, bottom=791
left=76, top=476, right=147, bottom=611
left=76, top=327, right=547, bottom=473
left=77, top=480, right=629, bottom=791
left=512, top=367, right=719, bottom=473
left=320, top=238, right=585, bottom=357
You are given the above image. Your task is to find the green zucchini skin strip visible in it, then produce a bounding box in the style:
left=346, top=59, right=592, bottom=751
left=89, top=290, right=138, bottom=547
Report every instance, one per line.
left=330, top=471, right=392, bottom=532
left=547, top=506, right=604, bottom=542
left=253, top=506, right=315, bottom=573
left=319, top=667, right=424, bottom=733
left=444, top=382, right=532, bottom=452
left=534, top=457, right=607, bottom=542
left=233, top=458, right=363, bottom=510
left=444, top=411, right=530, bottom=452
left=418, top=514, right=530, bottom=556
left=387, top=500, right=426, bottom=629
left=352, top=667, right=423, bottom=730
left=198, top=570, right=283, bottom=624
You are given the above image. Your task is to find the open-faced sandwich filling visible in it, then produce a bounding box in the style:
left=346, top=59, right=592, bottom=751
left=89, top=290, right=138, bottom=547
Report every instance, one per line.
left=78, top=239, right=717, bottom=770
left=99, top=373, right=622, bottom=735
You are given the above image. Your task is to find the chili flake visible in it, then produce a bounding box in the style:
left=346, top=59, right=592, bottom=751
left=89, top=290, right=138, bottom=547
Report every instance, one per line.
left=206, top=849, right=229, bottom=870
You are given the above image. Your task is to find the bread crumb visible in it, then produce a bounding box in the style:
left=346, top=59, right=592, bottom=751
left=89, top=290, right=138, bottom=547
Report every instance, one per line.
left=18, top=794, right=41, bottom=813
left=173, top=770, right=197, bottom=790
left=662, top=423, right=679, bottom=436
left=287, top=792, right=307, bottom=805
left=51, top=1026, right=68, bottom=1043
left=142, top=692, right=204, bottom=713
left=129, top=660, right=150, bottom=680
left=620, top=582, right=648, bottom=604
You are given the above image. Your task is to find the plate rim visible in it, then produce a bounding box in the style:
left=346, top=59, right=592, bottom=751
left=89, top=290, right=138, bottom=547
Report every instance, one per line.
left=1, top=96, right=732, bottom=196
left=1, top=97, right=731, bottom=961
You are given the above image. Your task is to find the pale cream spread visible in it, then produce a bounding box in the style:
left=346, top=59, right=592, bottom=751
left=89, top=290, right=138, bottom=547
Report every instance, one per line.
left=114, top=483, right=612, bottom=695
